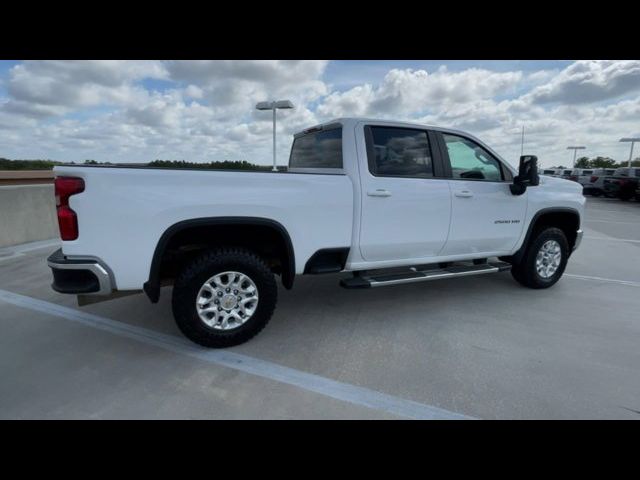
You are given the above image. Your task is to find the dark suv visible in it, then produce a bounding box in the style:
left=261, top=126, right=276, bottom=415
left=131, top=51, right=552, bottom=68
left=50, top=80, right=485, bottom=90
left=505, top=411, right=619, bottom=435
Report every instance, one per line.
left=603, top=168, right=640, bottom=200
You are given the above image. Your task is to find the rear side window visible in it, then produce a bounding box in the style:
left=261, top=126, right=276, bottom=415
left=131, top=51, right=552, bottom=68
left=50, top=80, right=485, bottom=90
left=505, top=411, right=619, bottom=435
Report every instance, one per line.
left=289, top=127, right=342, bottom=170
left=367, top=126, right=433, bottom=178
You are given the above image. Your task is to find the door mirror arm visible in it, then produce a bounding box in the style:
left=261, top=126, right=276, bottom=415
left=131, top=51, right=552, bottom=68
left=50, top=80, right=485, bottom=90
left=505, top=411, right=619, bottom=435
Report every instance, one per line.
left=510, top=155, right=540, bottom=195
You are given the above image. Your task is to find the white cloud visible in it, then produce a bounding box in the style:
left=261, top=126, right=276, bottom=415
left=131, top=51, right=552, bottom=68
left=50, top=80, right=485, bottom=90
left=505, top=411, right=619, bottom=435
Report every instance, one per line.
left=527, top=60, right=640, bottom=104
left=0, top=60, right=639, bottom=168
left=3, top=60, right=166, bottom=118
left=317, top=67, right=523, bottom=118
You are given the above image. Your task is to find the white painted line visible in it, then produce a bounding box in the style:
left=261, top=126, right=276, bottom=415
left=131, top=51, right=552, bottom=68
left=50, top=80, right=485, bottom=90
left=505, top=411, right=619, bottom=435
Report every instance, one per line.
left=587, top=208, right=640, bottom=214
left=0, top=288, right=473, bottom=420
left=586, top=219, right=640, bottom=225
left=11, top=238, right=59, bottom=254
left=584, top=236, right=640, bottom=244
left=565, top=274, right=640, bottom=288
left=0, top=238, right=60, bottom=262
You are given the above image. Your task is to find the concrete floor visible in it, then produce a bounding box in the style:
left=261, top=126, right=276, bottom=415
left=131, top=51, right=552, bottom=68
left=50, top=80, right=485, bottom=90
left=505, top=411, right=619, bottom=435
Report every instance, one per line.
left=1, top=196, right=639, bottom=419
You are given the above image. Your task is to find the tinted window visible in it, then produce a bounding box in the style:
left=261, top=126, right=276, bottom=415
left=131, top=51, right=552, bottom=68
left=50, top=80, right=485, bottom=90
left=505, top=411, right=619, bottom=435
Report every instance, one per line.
left=582, top=170, right=593, bottom=175
left=443, top=134, right=504, bottom=181
left=289, top=128, right=342, bottom=169
left=368, top=127, right=433, bottom=177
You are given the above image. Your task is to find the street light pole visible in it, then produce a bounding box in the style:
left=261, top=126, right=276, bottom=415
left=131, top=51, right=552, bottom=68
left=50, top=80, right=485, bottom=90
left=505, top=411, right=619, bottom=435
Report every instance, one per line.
left=256, top=100, right=295, bottom=172
left=567, top=146, right=586, bottom=168
left=273, top=107, right=276, bottom=172
left=620, top=138, right=640, bottom=173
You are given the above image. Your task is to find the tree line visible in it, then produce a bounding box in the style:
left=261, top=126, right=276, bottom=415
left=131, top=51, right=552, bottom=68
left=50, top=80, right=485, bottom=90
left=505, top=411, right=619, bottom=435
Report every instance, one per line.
left=0, top=158, right=278, bottom=171
left=556, top=156, right=640, bottom=169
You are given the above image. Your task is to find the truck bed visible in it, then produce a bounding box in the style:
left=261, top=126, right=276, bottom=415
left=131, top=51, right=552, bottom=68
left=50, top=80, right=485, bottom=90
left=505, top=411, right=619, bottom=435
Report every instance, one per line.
left=56, top=166, right=354, bottom=290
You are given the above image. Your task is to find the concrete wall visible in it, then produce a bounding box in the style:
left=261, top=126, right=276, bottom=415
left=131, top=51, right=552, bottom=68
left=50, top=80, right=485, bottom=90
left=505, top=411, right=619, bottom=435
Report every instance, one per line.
left=0, top=170, right=54, bottom=186
left=0, top=185, right=58, bottom=248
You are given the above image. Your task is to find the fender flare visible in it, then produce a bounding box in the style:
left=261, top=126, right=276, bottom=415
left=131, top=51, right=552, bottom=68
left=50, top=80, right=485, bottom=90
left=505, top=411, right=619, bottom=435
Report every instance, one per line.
left=143, top=217, right=295, bottom=303
left=512, top=207, right=580, bottom=263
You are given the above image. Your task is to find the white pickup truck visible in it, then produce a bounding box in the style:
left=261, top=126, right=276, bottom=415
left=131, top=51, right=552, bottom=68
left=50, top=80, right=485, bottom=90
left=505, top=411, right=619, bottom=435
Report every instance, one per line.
left=48, top=118, right=585, bottom=347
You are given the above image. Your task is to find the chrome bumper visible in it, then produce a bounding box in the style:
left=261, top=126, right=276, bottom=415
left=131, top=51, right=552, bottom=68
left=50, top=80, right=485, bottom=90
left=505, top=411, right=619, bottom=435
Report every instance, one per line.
left=47, top=248, right=113, bottom=296
left=573, top=229, right=584, bottom=251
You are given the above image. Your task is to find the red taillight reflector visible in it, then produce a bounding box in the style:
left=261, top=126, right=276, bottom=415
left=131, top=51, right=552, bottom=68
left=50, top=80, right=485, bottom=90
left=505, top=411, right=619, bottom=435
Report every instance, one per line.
left=54, top=176, right=84, bottom=241
left=590, top=176, right=598, bottom=183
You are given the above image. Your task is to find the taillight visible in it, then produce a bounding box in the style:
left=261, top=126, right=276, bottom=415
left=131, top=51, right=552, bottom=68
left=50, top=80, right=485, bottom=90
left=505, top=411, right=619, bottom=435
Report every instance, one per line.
left=54, top=176, right=85, bottom=241
left=590, top=176, right=598, bottom=183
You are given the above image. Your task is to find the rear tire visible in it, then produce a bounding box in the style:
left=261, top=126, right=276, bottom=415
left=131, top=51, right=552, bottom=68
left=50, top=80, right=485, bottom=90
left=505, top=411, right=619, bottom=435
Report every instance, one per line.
left=172, top=247, right=277, bottom=348
left=511, top=227, right=569, bottom=289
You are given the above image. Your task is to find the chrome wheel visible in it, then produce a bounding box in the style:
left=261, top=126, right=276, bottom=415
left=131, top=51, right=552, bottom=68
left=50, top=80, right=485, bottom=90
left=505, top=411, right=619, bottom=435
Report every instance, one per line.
left=195, top=271, right=259, bottom=330
left=535, top=240, right=562, bottom=279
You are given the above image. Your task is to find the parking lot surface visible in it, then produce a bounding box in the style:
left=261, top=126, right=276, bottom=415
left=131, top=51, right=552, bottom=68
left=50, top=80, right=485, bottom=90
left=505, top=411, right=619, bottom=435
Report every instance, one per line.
left=1, top=196, right=639, bottom=419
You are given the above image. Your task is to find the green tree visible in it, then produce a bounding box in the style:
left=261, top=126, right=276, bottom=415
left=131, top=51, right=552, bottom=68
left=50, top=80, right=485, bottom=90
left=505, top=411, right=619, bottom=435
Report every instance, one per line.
left=575, top=157, right=590, bottom=168
left=590, top=157, right=617, bottom=168
left=0, top=158, right=63, bottom=170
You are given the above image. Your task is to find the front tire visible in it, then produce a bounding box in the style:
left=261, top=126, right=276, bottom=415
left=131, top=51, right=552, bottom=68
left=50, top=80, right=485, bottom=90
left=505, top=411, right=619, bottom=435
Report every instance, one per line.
left=172, top=247, right=277, bottom=348
left=511, top=227, right=569, bottom=289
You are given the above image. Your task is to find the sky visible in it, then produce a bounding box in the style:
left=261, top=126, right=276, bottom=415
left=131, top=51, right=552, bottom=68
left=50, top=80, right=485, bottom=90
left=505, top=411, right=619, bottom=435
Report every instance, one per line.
left=0, top=60, right=639, bottom=168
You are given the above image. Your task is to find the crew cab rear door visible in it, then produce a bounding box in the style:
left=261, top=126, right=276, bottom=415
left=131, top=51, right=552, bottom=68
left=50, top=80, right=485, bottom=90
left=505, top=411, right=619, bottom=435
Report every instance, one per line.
left=435, top=131, right=527, bottom=256
left=357, top=124, right=451, bottom=262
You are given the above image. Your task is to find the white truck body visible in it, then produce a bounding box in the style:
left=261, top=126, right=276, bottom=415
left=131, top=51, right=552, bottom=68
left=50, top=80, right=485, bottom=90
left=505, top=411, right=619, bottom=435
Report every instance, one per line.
left=48, top=118, right=585, bottom=346
left=54, top=118, right=584, bottom=292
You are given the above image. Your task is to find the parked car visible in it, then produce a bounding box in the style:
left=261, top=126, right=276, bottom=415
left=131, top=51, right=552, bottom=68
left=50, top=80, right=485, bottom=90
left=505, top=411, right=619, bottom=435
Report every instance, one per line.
left=603, top=167, right=640, bottom=200
left=540, top=168, right=563, bottom=177
left=560, top=168, right=579, bottom=182
left=47, top=118, right=585, bottom=347
left=581, top=168, right=617, bottom=196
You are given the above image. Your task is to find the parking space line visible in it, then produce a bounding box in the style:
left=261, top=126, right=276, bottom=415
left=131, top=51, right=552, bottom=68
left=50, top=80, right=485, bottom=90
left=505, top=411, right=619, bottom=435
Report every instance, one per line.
left=584, top=236, right=640, bottom=244
left=565, top=274, right=640, bottom=288
left=0, top=288, right=473, bottom=420
left=0, top=239, right=60, bottom=262
left=586, top=219, right=640, bottom=225
left=587, top=208, right=640, bottom=214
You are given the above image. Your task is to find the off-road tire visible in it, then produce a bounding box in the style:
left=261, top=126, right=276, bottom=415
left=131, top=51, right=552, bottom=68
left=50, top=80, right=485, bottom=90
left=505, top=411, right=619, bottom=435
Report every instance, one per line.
left=511, top=227, right=569, bottom=289
left=172, top=247, right=277, bottom=348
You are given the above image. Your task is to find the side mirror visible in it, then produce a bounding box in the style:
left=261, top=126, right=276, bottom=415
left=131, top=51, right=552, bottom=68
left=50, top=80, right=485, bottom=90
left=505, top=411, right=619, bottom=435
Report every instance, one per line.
left=510, top=155, right=540, bottom=195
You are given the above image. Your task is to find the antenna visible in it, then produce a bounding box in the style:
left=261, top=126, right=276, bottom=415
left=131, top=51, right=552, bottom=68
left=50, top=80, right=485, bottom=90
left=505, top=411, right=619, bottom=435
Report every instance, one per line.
left=520, top=125, right=525, bottom=156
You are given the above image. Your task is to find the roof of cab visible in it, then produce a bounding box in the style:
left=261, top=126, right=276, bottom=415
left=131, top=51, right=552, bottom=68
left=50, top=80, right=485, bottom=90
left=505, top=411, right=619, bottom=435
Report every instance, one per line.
left=294, top=117, right=476, bottom=139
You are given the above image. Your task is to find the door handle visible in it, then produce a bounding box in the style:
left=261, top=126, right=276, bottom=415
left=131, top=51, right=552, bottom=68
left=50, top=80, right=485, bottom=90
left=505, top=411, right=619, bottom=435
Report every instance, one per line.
left=367, top=189, right=392, bottom=197
left=454, top=190, right=474, bottom=198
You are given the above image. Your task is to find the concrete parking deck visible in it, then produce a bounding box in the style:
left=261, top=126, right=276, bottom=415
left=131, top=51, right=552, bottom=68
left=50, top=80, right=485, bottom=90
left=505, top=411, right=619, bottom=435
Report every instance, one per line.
left=1, top=196, right=639, bottom=419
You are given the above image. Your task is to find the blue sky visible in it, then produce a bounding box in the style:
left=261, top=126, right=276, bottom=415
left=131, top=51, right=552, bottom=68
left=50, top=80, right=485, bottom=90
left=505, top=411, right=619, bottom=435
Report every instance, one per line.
left=0, top=60, right=639, bottom=167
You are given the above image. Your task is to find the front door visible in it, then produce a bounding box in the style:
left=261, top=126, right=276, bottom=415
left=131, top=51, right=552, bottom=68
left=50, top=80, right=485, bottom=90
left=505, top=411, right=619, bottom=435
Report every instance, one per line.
left=437, top=132, right=527, bottom=256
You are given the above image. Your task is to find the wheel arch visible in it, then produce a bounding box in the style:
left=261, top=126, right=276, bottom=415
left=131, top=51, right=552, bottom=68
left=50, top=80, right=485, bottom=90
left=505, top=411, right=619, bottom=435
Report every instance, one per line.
left=512, top=207, right=581, bottom=263
left=143, top=217, right=295, bottom=303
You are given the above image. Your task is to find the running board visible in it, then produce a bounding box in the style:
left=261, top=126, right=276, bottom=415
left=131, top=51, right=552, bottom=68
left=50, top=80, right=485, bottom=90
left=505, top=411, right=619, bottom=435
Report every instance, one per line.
left=340, top=261, right=512, bottom=289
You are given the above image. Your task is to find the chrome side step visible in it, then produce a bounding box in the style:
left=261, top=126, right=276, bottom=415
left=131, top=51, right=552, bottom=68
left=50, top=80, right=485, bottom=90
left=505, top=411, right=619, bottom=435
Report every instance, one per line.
left=340, top=261, right=511, bottom=289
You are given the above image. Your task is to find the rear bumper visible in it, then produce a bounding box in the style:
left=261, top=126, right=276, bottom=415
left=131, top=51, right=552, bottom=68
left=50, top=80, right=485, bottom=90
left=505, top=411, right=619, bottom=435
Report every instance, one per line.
left=47, top=248, right=113, bottom=296
left=573, top=229, right=584, bottom=252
